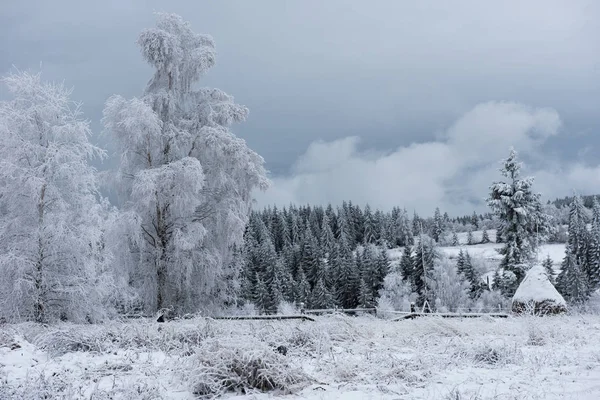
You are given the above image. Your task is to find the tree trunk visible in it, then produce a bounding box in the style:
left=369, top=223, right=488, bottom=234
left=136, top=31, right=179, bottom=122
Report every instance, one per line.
left=34, top=184, right=47, bottom=323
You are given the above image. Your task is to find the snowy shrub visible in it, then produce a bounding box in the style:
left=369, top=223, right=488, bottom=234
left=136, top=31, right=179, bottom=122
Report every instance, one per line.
left=379, top=271, right=414, bottom=311
left=469, top=342, right=522, bottom=366
left=376, top=295, right=395, bottom=318
left=526, top=323, right=546, bottom=346
left=188, top=337, right=310, bottom=397
left=443, top=388, right=483, bottom=400
left=1, top=370, right=164, bottom=400
left=428, top=257, right=471, bottom=312
left=35, top=327, right=109, bottom=356
left=277, top=301, right=297, bottom=315
left=473, top=289, right=508, bottom=313
left=0, top=371, right=74, bottom=399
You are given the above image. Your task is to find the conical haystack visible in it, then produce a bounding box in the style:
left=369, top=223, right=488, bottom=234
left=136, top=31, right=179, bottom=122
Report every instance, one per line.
left=512, top=264, right=567, bottom=315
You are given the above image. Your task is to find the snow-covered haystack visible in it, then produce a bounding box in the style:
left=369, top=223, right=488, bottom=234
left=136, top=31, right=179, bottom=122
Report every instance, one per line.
left=512, top=264, right=567, bottom=315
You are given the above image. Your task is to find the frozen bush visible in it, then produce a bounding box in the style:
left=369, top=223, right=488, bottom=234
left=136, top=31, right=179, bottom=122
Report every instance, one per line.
left=188, top=337, right=310, bottom=398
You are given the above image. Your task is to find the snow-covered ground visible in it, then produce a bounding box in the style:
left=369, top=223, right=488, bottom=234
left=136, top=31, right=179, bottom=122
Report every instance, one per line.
left=388, top=230, right=566, bottom=276
left=2, top=314, right=600, bottom=399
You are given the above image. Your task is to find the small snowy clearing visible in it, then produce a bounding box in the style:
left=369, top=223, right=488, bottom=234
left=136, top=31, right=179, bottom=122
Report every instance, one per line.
left=388, top=230, right=566, bottom=277
left=2, top=314, right=600, bottom=399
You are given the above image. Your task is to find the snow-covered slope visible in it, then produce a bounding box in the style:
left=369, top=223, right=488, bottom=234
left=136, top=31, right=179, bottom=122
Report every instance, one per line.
left=388, top=230, right=566, bottom=277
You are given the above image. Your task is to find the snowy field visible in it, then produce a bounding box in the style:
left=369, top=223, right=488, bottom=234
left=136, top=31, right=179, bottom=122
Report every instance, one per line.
left=388, top=229, right=566, bottom=277
left=2, top=314, right=600, bottom=399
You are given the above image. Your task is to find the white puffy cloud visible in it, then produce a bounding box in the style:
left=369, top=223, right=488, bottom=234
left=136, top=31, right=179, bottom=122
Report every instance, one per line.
left=255, top=101, right=597, bottom=214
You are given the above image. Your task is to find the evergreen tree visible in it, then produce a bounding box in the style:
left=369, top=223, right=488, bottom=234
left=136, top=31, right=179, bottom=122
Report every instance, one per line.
left=350, top=203, right=364, bottom=245
left=358, top=278, right=374, bottom=308
left=456, top=249, right=466, bottom=275
left=412, top=235, right=438, bottom=306
left=481, top=229, right=490, bottom=244
left=467, top=228, right=474, bottom=245
left=336, top=254, right=359, bottom=308
left=496, top=229, right=503, bottom=244
left=300, top=226, right=322, bottom=287
left=443, top=212, right=450, bottom=224
left=253, top=274, right=270, bottom=313
left=375, top=249, right=390, bottom=295
left=487, top=149, right=552, bottom=292
left=268, top=274, right=284, bottom=313
left=361, top=244, right=378, bottom=289
left=295, top=268, right=311, bottom=307
left=320, top=213, right=336, bottom=257
left=272, top=210, right=291, bottom=252
left=463, top=252, right=483, bottom=299
left=363, top=204, right=376, bottom=244
left=471, top=212, right=479, bottom=229
left=452, top=230, right=459, bottom=247
left=491, top=269, right=503, bottom=292
left=542, top=254, right=555, bottom=285
left=433, top=207, right=444, bottom=243
left=412, top=211, right=421, bottom=236
left=399, top=245, right=414, bottom=283
left=289, top=213, right=301, bottom=245
left=309, top=278, right=333, bottom=309
left=557, top=196, right=591, bottom=301
left=560, top=254, right=589, bottom=304
left=587, top=197, right=600, bottom=291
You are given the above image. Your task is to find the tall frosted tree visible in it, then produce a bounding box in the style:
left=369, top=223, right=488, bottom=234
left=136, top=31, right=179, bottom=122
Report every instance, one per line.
left=0, top=72, right=107, bottom=322
left=587, top=197, right=600, bottom=291
left=487, top=149, right=551, bottom=291
left=481, top=228, right=490, bottom=244
left=451, top=231, right=459, bottom=247
left=557, top=196, right=590, bottom=301
left=471, top=212, right=479, bottom=229
left=103, top=14, right=268, bottom=313
left=542, top=254, right=555, bottom=285
left=412, top=235, right=439, bottom=306
left=399, top=245, right=414, bottom=283
left=428, top=257, right=470, bottom=312
left=432, top=207, right=444, bottom=243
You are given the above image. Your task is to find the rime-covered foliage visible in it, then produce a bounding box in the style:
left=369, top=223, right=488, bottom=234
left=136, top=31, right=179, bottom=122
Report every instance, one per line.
left=411, top=235, right=440, bottom=307
left=481, top=229, right=490, bottom=244
left=241, top=202, right=509, bottom=312
left=240, top=204, right=390, bottom=312
left=432, top=207, right=444, bottom=243
left=487, top=149, right=552, bottom=294
left=556, top=195, right=600, bottom=303
left=0, top=72, right=108, bottom=322
left=428, top=257, right=471, bottom=312
left=542, top=255, right=555, bottom=285
left=102, top=13, right=268, bottom=314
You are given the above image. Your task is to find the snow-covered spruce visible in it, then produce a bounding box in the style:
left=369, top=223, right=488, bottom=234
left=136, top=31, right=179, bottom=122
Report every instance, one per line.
left=487, top=149, right=553, bottom=296
left=512, top=264, right=567, bottom=315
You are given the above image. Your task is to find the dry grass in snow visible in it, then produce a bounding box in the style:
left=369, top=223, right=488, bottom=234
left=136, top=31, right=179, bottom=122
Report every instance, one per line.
left=1, top=313, right=600, bottom=399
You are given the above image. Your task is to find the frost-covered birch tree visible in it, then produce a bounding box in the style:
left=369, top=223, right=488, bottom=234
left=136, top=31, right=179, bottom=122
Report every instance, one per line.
left=0, top=71, right=107, bottom=323
left=103, top=13, right=268, bottom=314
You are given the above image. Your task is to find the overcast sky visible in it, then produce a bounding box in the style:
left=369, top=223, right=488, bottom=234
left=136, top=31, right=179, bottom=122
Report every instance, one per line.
left=1, top=0, right=599, bottom=214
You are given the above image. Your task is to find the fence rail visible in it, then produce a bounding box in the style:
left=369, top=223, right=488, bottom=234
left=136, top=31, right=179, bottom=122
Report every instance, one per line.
left=394, top=312, right=510, bottom=321
left=211, top=315, right=315, bottom=322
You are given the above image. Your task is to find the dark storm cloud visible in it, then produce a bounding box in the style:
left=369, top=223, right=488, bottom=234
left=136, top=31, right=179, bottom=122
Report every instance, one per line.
left=1, top=0, right=599, bottom=211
